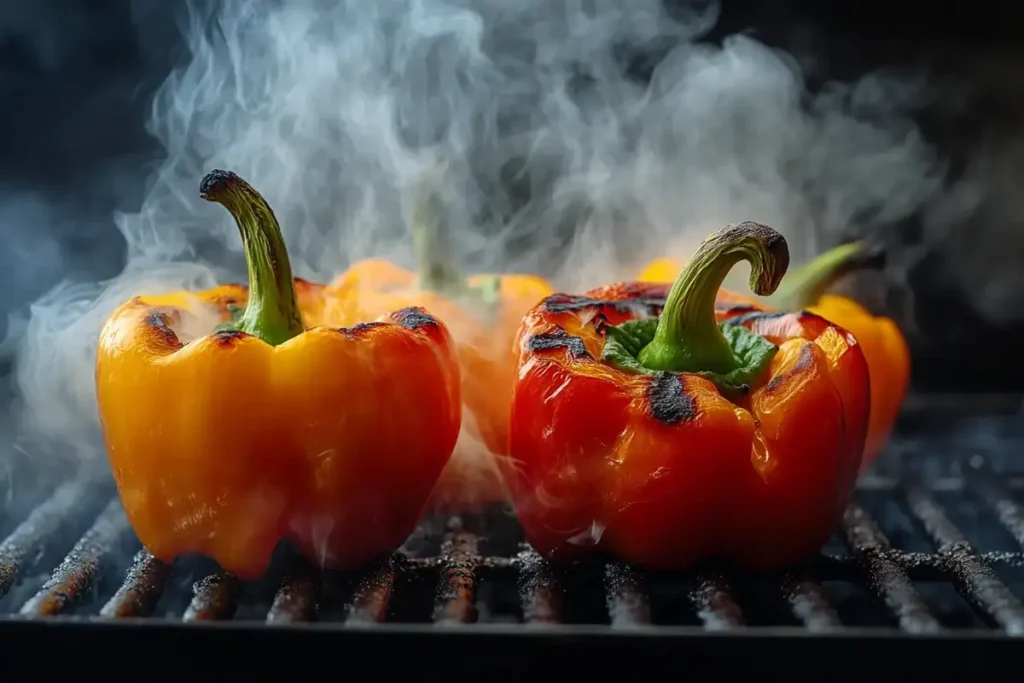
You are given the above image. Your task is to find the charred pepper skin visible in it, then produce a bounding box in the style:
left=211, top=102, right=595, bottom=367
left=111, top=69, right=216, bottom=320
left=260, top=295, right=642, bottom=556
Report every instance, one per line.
left=638, top=242, right=908, bottom=467
left=95, top=170, right=461, bottom=580
left=505, top=224, right=869, bottom=571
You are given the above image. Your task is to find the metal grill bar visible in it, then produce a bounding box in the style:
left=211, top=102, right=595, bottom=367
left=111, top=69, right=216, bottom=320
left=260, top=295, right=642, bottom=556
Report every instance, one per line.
left=345, top=557, right=397, bottom=624
left=99, top=550, right=169, bottom=618
left=783, top=572, right=842, bottom=631
left=841, top=503, right=943, bottom=633
left=433, top=523, right=479, bottom=625
left=517, top=549, right=562, bottom=625
left=0, top=481, right=94, bottom=598
left=266, top=557, right=317, bottom=624
left=604, top=563, right=651, bottom=628
left=690, top=574, right=744, bottom=630
left=966, top=469, right=1024, bottom=550
left=19, top=498, right=129, bottom=617
left=183, top=572, right=239, bottom=621
left=902, top=479, right=1024, bottom=635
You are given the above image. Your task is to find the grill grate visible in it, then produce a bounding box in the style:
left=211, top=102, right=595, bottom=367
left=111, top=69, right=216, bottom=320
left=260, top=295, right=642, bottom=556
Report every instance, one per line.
left=0, top=399, right=1023, bottom=673
left=3, top=470, right=1024, bottom=628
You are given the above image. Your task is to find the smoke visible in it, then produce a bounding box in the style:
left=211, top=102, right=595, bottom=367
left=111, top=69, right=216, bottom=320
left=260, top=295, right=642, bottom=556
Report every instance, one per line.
left=8, top=0, right=949, bottom=478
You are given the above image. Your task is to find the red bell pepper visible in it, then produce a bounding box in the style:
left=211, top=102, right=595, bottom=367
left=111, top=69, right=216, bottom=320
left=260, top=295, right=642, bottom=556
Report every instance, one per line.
left=502, top=223, right=870, bottom=571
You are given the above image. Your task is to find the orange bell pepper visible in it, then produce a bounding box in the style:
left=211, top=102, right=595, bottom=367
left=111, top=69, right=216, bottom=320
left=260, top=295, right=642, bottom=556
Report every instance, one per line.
left=95, top=170, right=462, bottom=580
left=637, top=242, right=909, bottom=467
left=312, top=178, right=553, bottom=511
left=504, top=223, right=869, bottom=570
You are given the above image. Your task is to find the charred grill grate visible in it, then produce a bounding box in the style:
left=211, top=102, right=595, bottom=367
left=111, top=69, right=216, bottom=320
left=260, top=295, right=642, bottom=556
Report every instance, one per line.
left=0, top=399, right=1023, bottom=673
left=14, top=474, right=1024, bottom=630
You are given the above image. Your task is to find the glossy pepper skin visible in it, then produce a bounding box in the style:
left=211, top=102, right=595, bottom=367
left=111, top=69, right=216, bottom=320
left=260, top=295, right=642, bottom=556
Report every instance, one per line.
left=504, top=223, right=869, bottom=571
left=314, top=181, right=553, bottom=511
left=96, top=170, right=461, bottom=580
left=638, top=242, right=908, bottom=466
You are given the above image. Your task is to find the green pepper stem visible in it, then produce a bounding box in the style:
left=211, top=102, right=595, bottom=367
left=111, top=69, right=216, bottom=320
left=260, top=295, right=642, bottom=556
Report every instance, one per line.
left=637, top=222, right=790, bottom=374
left=410, top=175, right=465, bottom=293
left=199, top=169, right=304, bottom=346
left=770, top=241, right=872, bottom=310
left=408, top=169, right=502, bottom=309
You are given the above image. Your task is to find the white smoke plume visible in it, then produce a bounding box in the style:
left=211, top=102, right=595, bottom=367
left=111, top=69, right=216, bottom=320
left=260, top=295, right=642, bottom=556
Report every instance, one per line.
left=9, top=0, right=946, bottom=476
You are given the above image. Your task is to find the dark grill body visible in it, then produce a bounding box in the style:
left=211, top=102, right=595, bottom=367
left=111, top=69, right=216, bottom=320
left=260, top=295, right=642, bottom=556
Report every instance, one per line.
left=0, top=395, right=1022, bottom=675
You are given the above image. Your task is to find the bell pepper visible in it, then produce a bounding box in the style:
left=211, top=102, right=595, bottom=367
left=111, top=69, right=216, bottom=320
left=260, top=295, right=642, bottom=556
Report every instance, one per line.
left=639, top=242, right=909, bottom=466
left=504, top=223, right=869, bottom=570
left=95, top=169, right=462, bottom=580
left=313, top=176, right=553, bottom=511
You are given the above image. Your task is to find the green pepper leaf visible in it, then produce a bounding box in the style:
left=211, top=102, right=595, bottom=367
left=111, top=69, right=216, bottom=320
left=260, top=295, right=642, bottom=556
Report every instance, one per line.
left=601, top=318, right=659, bottom=373
left=602, top=317, right=777, bottom=395
left=710, top=323, right=778, bottom=392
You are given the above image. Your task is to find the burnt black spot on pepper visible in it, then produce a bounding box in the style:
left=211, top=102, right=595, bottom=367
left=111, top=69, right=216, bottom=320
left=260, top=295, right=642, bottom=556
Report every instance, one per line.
left=764, top=374, right=786, bottom=393
left=336, top=322, right=387, bottom=340
left=526, top=329, right=591, bottom=359
left=647, top=372, right=697, bottom=425
left=540, top=293, right=664, bottom=318
left=394, top=307, right=438, bottom=331
left=213, top=329, right=247, bottom=345
left=146, top=311, right=180, bottom=345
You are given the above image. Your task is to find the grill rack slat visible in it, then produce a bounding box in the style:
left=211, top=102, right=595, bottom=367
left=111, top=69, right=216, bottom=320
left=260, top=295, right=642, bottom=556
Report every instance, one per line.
left=604, top=563, right=651, bottom=628
left=517, top=549, right=562, bottom=625
left=2, top=459, right=1024, bottom=634
left=902, top=478, right=1024, bottom=634
left=690, top=573, right=744, bottom=629
left=0, top=481, right=98, bottom=599
left=18, top=498, right=129, bottom=617
left=433, top=523, right=480, bottom=625
left=344, top=557, right=397, bottom=624
left=965, top=468, right=1024, bottom=550
left=99, top=550, right=169, bottom=618
left=783, top=573, right=842, bottom=631
left=183, top=572, right=239, bottom=621
left=841, top=502, right=943, bottom=633
left=266, top=557, right=317, bottom=624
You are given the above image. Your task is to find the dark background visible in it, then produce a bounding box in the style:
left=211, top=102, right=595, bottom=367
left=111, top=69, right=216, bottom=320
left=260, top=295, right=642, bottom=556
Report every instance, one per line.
left=1, top=0, right=1023, bottom=392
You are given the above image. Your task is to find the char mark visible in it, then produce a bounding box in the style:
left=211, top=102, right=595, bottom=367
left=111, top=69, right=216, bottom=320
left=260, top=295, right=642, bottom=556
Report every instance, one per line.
left=540, top=293, right=664, bottom=318
left=647, top=372, right=697, bottom=425
left=336, top=321, right=387, bottom=340
left=393, top=306, right=439, bottom=331
left=765, top=343, right=815, bottom=392
left=526, top=329, right=590, bottom=360
left=213, top=329, right=247, bottom=345
left=146, top=312, right=181, bottom=346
